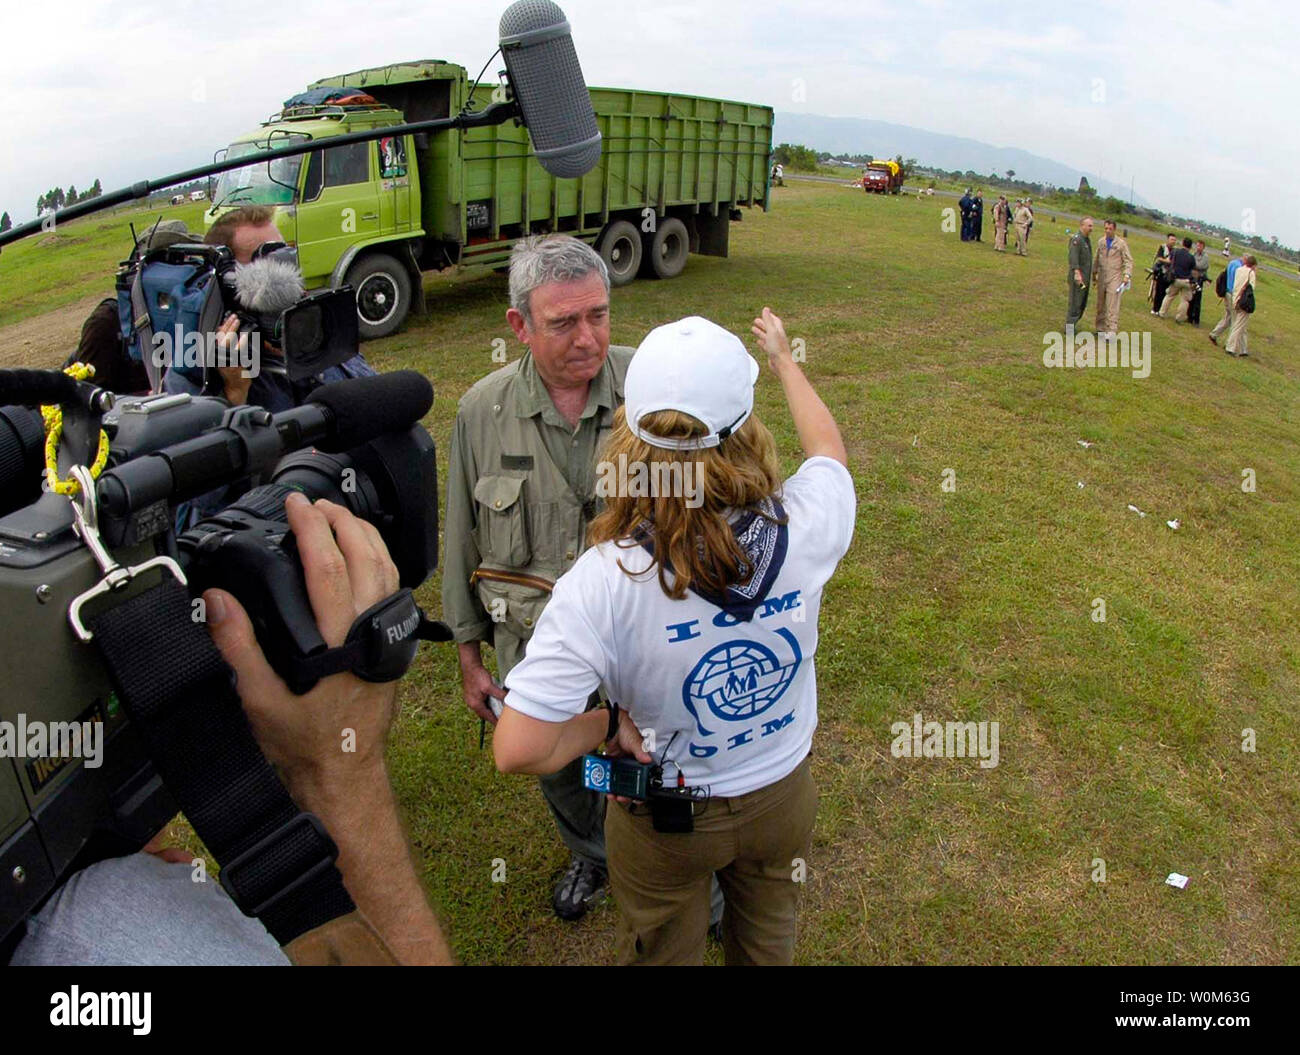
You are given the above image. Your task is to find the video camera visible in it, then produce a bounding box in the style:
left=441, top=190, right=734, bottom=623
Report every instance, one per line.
left=0, top=366, right=445, bottom=950
left=121, top=238, right=360, bottom=391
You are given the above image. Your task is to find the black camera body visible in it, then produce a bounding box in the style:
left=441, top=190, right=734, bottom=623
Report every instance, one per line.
left=134, top=242, right=360, bottom=391
left=0, top=373, right=438, bottom=949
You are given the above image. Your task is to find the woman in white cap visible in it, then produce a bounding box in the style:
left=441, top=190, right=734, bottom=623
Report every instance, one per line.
left=493, top=308, right=855, bottom=965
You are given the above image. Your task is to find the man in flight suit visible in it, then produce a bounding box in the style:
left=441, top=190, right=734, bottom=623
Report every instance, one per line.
left=1091, top=219, right=1134, bottom=340
left=992, top=196, right=1009, bottom=252
left=1013, top=200, right=1033, bottom=256
left=1066, top=217, right=1094, bottom=329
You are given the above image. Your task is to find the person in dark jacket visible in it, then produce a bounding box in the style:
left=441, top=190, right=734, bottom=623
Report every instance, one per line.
left=959, top=190, right=974, bottom=241
left=1066, top=218, right=1094, bottom=329
left=1158, top=237, right=1198, bottom=322
left=972, top=192, right=985, bottom=242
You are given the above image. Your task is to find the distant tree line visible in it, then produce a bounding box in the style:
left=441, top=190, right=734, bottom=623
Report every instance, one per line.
left=33, top=178, right=104, bottom=216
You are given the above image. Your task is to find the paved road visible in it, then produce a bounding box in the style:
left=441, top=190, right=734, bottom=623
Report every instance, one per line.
left=784, top=174, right=1300, bottom=284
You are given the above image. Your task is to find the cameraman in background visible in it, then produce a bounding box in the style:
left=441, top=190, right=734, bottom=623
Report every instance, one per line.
left=166, top=205, right=378, bottom=528
left=10, top=494, right=454, bottom=966
left=162, top=205, right=376, bottom=410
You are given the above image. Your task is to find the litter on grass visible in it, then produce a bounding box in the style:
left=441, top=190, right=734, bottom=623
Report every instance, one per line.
left=1166, top=873, right=1190, bottom=889
left=1167, top=519, right=1181, bottom=530
left=1127, top=504, right=1147, bottom=518
left=1077, top=440, right=1095, bottom=448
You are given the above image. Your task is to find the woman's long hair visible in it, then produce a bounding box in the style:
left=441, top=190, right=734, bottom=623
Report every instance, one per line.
left=589, top=406, right=785, bottom=600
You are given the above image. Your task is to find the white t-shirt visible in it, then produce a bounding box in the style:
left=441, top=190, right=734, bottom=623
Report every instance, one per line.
left=503, top=456, right=856, bottom=798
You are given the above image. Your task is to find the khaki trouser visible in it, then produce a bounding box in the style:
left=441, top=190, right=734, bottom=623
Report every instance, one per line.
left=1210, top=297, right=1247, bottom=354
left=1159, top=278, right=1192, bottom=321
left=1210, top=297, right=1233, bottom=339
left=1226, top=301, right=1250, bottom=355
left=1015, top=223, right=1029, bottom=255
left=994, top=223, right=1007, bottom=250
left=606, top=753, right=817, bottom=965
left=1094, top=282, right=1123, bottom=335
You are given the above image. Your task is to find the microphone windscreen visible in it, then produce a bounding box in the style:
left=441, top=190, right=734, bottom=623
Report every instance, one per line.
left=500, top=0, right=602, bottom=179
left=305, top=370, right=433, bottom=451
left=0, top=368, right=80, bottom=408
left=232, top=256, right=305, bottom=319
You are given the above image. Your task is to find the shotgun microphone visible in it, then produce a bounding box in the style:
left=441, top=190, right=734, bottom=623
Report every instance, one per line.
left=499, top=0, right=602, bottom=179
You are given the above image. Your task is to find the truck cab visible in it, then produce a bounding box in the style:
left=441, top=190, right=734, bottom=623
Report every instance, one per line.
left=206, top=76, right=439, bottom=339
left=207, top=60, right=772, bottom=341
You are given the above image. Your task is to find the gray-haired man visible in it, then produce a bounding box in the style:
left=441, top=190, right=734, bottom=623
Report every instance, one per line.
left=441, top=234, right=632, bottom=920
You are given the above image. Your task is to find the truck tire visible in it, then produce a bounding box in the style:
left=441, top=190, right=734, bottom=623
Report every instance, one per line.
left=645, top=217, right=689, bottom=280
left=597, top=221, right=642, bottom=287
left=347, top=253, right=411, bottom=340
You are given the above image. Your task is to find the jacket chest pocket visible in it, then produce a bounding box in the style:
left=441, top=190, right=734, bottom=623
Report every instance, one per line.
left=474, top=474, right=530, bottom=566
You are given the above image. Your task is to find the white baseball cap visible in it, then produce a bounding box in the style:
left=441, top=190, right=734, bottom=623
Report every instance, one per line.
left=625, top=316, right=761, bottom=451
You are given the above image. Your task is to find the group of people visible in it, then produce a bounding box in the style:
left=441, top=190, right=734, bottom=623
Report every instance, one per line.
left=1063, top=217, right=1260, bottom=355
left=1149, top=233, right=1211, bottom=325
left=964, top=189, right=1036, bottom=256
left=15, top=214, right=855, bottom=968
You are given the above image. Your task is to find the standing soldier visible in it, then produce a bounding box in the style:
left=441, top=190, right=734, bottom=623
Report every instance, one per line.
left=959, top=189, right=974, bottom=241
left=972, top=192, right=985, bottom=242
left=1091, top=219, right=1134, bottom=341
left=1066, top=217, right=1094, bottom=329
left=992, top=195, right=1009, bottom=252
left=1013, top=200, right=1033, bottom=256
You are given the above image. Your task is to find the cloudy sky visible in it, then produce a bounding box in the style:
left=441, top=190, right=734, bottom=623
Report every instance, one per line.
left=2, top=0, right=1295, bottom=244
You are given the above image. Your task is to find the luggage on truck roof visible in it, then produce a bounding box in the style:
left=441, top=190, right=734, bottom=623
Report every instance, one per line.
left=282, top=86, right=379, bottom=108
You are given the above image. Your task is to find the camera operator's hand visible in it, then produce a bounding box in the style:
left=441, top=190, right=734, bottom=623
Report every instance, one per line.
left=457, top=644, right=507, bottom=725
left=205, top=494, right=399, bottom=779
left=203, top=493, right=453, bottom=965
left=214, top=314, right=253, bottom=406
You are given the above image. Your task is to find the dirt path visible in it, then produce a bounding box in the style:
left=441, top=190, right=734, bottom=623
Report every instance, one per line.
left=0, top=295, right=105, bottom=369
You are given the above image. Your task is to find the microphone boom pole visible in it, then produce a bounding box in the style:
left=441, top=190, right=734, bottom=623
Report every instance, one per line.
left=0, top=99, right=522, bottom=251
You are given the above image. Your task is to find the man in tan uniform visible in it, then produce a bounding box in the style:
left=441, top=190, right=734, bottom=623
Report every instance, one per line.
left=1091, top=219, right=1134, bottom=339
left=1013, top=200, right=1032, bottom=256
left=442, top=234, right=633, bottom=920
left=992, top=195, right=1009, bottom=251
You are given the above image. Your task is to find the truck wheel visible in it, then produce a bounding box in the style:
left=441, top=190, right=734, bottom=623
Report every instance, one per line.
left=347, top=253, right=411, bottom=340
left=646, top=217, right=689, bottom=280
left=597, top=221, right=642, bottom=287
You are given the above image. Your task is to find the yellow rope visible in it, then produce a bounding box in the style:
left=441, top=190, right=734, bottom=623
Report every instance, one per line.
left=42, top=363, right=110, bottom=496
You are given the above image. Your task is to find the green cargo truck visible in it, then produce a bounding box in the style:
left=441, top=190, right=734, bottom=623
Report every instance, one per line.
left=206, top=61, right=773, bottom=339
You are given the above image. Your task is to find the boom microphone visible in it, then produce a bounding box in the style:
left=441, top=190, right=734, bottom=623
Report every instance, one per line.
left=499, top=0, right=602, bottom=179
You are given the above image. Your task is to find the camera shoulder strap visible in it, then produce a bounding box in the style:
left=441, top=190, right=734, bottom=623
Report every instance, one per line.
left=88, top=575, right=361, bottom=950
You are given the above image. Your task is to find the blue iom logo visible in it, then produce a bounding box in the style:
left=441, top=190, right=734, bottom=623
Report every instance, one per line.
left=682, top=627, right=802, bottom=733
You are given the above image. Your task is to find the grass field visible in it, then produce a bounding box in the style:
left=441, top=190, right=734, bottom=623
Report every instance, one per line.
left=2, top=181, right=1298, bottom=965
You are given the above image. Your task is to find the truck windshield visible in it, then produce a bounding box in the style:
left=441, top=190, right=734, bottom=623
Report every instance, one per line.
left=212, top=142, right=304, bottom=207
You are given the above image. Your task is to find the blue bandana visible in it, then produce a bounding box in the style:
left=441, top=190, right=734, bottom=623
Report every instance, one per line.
left=636, top=497, right=788, bottom=621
